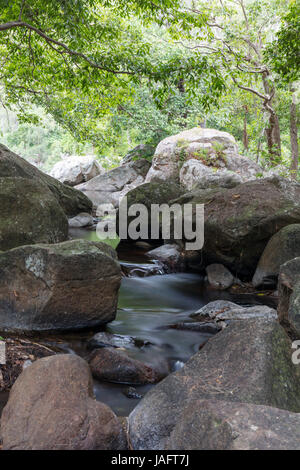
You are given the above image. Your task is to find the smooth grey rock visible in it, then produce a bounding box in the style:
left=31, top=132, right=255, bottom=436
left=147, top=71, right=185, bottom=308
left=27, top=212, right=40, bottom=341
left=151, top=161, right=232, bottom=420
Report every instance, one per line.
left=76, top=159, right=150, bottom=208
left=191, top=300, right=277, bottom=322
left=50, top=155, right=104, bottom=186
left=68, top=212, right=94, bottom=228
left=206, top=263, right=234, bottom=290
left=253, top=224, right=300, bottom=288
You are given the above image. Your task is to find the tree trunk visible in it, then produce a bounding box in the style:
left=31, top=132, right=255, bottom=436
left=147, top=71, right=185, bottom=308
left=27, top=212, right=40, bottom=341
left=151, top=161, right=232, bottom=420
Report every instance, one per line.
left=265, top=111, right=281, bottom=162
left=243, top=106, right=249, bottom=150
left=262, top=72, right=281, bottom=162
left=290, top=85, right=299, bottom=179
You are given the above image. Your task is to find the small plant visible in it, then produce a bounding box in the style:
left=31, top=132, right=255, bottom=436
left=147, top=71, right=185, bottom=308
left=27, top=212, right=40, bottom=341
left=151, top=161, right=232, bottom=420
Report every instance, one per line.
left=176, top=139, right=189, bottom=168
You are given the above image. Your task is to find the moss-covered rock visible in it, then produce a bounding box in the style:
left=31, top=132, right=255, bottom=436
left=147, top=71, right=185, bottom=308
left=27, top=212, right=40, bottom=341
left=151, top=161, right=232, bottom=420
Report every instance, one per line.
left=0, top=144, right=92, bottom=216
left=278, top=257, right=300, bottom=338
left=129, top=319, right=300, bottom=449
left=126, top=181, right=184, bottom=208
left=172, top=176, right=300, bottom=278
left=0, top=177, right=68, bottom=251
left=0, top=239, right=121, bottom=333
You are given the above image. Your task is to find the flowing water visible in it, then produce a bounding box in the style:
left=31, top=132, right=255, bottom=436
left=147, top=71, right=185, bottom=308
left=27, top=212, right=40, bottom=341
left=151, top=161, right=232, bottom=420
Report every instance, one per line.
left=0, top=231, right=277, bottom=418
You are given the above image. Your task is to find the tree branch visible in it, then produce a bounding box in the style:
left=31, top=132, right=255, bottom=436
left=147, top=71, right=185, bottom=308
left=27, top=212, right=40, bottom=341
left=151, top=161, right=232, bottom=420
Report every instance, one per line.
left=0, top=20, right=135, bottom=75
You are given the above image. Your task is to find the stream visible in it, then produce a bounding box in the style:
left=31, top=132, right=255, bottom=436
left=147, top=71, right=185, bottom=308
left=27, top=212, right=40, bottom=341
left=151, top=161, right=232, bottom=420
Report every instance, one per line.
left=0, top=230, right=277, bottom=418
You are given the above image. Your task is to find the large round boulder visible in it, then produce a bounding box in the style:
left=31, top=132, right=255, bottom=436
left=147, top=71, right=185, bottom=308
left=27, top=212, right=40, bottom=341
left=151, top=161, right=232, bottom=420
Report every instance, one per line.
left=252, top=224, right=300, bottom=288
left=0, top=354, right=127, bottom=450
left=0, top=143, right=92, bottom=216
left=0, top=239, right=122, bottom=333
left=0, top=177, right=68, bottom=251
left=50, top=155, right=104, bottom=186
left=145, top=127, right=261, bottom=184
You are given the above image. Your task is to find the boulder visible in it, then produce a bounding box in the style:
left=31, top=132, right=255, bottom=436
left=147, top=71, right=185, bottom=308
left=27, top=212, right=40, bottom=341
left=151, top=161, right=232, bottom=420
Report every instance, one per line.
left=180, top=159, right=242, bottom=191
left=50, top=155, right=104, bottom=186
left=68, top=212, right=94, bottom=228
left=191, top=300, right=277, bottom=322
left=146, top=244, right=185, bottom=272
left=165, top=399, right=300, bottom=450
left=206, top=264, right=234, bottom=290
left=0, top=354, right=127, bottom=450
left=76, top=159, right=151, bottom=208
left=278, top=257, right=300, bottom=337
left=172, top=176, right=300, bottom=278
left=0, top=239, right=121, bottom=333
left=87, top=332, right=148, bottom=350
left=88, top=347, right=164, bottom=385
left=145, top=128, right=261, bottom=183
left=125, top=180, right=183, bottom=209
left=121, top=144, right=155, bottom=165
left=252, top=224, right=300, bottom=288
left=0, top=143, right=92, bottom=216
left=123, top=181, right=184, bottom=240
left=129, top=319, right=300, bottom=449
left=0, top=177, right=68, bottom=251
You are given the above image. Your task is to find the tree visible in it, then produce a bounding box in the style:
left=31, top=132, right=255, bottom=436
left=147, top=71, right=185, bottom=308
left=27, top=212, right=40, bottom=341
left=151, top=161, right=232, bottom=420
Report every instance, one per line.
left=0, top=1, right=221, bottom=136
left=265, top=0, right=300, bottom=177
left=164, top=0, right=292, bottom=162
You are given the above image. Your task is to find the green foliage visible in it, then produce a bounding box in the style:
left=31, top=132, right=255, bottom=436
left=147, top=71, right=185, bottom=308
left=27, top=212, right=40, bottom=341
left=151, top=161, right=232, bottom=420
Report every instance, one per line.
left=265, top=0, right=300, bottom=82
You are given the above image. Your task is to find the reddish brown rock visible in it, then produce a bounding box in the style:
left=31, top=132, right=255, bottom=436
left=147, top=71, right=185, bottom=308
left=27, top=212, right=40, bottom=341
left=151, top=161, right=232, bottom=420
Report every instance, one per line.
left=0, top=354, right=127, bottom=450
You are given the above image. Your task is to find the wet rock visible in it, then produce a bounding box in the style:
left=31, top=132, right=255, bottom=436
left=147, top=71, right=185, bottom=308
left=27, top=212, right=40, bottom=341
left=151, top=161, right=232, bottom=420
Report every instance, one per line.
left=50, top=155, right=104, bottom=186
left=0, top=143, right=92, bottom=217
left=0, top=239, right=121, bottom=333
left=253, top=224, right=300, bottom=288
left=129, top=319, right=300, bottom=449
left=0, top=177, right=68, bottom=251
left=278, top=257, right=300, bottom=337
left=87, top=332, right=149, bottom=351
left=206, top=264, right=234, bottom=290
left=0, top=354, right=127, bottom=450
left=191, top=300, right=277, bottom=322
left=121, top=261, right=164, bottom=277
left=123, top=387, right=143, bottom=399
left=165, top=399, right=300, bottom=450
left=68, top=212, right=94, bottom=228
left=88, top=347, right=164, bottom=385
left=165, top=322, right=221, bottom=334
left=146, top=244, right=185, bottom=273
left=76, top=159, right=150, bottom=208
